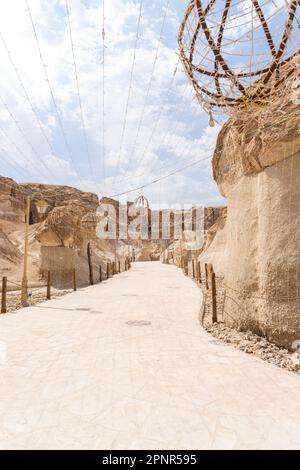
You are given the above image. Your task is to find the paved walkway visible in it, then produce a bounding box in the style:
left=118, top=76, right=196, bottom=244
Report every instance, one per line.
left=0, top=262, right=300, bottom=450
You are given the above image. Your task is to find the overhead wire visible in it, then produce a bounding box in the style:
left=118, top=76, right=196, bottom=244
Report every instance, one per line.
left=25, top=0, right=84, bottom=185
left=128, top=0, right=171, bottom=172
left=101, top=0, right=106, bottom=187
left=64, top=0, right=96, bottom=185
left=113, top=0, right=144, bottom=185
left=0, top=96, right=54, bottom=181
left=109, top=154, right=211, bottom=198
left=0, top=32, right=59, bottom=180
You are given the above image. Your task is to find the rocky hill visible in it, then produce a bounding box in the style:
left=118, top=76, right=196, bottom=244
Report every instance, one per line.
left=0, top=176, right=223, bottom=290
left=207, top=65, right=300, bottom=348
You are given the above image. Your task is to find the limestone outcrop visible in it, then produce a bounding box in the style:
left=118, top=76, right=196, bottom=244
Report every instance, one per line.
left=0, top=177, right=114, bottom=287
left=161, top=207, right=227, bottom=266
left=0, top=177, right=178, bottom=286
left=211, top=69, right=300, bottom=348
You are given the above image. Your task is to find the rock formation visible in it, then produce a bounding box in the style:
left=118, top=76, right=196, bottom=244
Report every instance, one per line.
left=0, top=177, right=188, bottom=286
left=0, top=177, right=117, bottom=288
left=162, top=207, right=226, bottom=266
left=210, top=67, right=300, bottom=348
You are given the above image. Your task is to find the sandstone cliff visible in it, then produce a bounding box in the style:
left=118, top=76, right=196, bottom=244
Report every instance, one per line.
left=0, top=177, right=121, bottom=288
left=210, top=67, right=300, bottom=348
left=0, top=177, right=178, bottom=287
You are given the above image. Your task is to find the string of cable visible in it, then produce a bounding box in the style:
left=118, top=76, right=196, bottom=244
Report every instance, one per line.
left=129, top=0, right=171, bottom=169
left=114, top=0, right=144, bottom=184
left=0, top=32, right=59, bottom=180
left=64, top=0, right=95, bottom=183
left=101, top=0, right=106, bottom=186
left=25, top=0, right=84, bottom=184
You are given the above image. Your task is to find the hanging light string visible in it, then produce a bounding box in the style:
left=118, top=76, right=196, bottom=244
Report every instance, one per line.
left=0, top=96, right=55, bottom=181
left=0, top=32, right=59, bottom=180
left=117, top=39, right=215, bottom=189
left=101, top=0, right=106, bottom=187
left=129, top=0, right=171, bottom=168
left=25, top=0, right=84, bottom=185
left=113, top=0, right=144, bottom=186
left=64, top=0, right=96, bottom=184
left=133, top=57, right=180, bottom=173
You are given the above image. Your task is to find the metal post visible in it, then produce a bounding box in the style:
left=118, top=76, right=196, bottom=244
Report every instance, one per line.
left=1, top=277, right=7, bottom=314
left=99, top=266, right=102, bottom=283
left=107, top=262, right=110, bottom=279
left=21, top=196, right=30, bottom=306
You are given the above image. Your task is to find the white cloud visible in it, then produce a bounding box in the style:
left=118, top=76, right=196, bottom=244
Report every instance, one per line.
left=0, top=0, right=225, bottom=207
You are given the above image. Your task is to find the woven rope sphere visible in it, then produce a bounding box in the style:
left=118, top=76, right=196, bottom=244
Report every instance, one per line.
left=179, top=0, right=300, bottom=114
left=134, top=195, right=150, bottom=210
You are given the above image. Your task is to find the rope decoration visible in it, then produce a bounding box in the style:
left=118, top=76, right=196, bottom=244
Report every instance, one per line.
left=178, top=0, right=300, bottom=118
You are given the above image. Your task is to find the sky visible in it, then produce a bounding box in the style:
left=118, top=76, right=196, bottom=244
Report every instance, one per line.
left=2, top=0, right=288, bottom=208
left=0, top=0, right=227, bottom=208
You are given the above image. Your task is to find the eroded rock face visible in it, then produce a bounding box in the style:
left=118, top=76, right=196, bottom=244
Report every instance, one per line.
left=212, top=69, right=300, bottom=348
left=0, top=177, right=26, bottom=223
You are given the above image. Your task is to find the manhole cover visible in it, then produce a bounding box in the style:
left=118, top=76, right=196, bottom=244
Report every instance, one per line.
left=90, top=310, right=104, bottom=315
left=75, top=308, right=91, bottom=311
left=126, top=320, right=151, bottom=327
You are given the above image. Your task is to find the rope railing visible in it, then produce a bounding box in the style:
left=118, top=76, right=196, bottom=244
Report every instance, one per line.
left=166, top=250, right=299, bottom=334
left=0, top=255, right=133, bottom=314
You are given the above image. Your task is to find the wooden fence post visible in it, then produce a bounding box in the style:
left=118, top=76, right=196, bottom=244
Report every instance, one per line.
left=197, top=261, right=202, bottom=284
left=192, top=260, right=195, bottom=278
left=205, top=263, right=209, bottom=290
left=47, top=271, right=51, bottom=300
left=211, top=271, right=217, bottom=323
left=106, top=262, right=110, bottom=279
left=87, top=242, right=94, bottom=286
left=1, top=277, right=7, bottom=314
left=99, top=266, right=102, bottom=283
left=118, top=261, right=121, bottom=274
left=73, top=268, right=77, bottom=291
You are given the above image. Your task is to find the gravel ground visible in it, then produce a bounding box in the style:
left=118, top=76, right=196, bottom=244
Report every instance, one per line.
left=1, top=287, right=73, bottom=313
left=205, top=322, right=300, bottom=373
left=200, top=274, right=300, bottom=374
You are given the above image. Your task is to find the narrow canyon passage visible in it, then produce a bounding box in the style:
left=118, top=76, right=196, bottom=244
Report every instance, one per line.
left=0, top=262, right=300, bottom=450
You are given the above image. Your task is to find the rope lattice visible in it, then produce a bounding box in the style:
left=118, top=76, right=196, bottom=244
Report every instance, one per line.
left=178, top=0, right=300, bottom=115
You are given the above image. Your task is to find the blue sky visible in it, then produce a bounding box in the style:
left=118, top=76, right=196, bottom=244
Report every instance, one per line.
left=0, top=0, right=228, bottom=207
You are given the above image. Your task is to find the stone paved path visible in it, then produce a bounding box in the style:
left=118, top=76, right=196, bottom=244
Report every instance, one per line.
left=0, top=262, right=300, bottom=450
